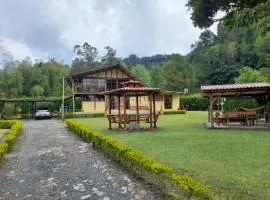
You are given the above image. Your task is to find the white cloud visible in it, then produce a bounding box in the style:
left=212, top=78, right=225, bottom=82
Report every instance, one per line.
left=0, top=37, right=37, bottom=61
left=0, top=0, right=220, bottom=63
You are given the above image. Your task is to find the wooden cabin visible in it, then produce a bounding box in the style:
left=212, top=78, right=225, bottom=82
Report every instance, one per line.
left=66, top=64, right=181, bottom=113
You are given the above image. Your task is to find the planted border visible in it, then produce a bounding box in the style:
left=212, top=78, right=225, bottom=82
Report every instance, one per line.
left=164, top=110, right=186, bottom=115
left=0, top=120, right=23, bottom=160
left=66, top=119, right=221, bottom=200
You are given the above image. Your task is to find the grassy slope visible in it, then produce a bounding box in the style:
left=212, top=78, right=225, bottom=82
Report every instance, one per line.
left=77, top=112, right=270, bottom=199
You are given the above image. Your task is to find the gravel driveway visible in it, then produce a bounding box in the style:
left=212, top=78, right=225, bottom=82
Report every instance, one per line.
left=0, top=120, right=162, bottom=200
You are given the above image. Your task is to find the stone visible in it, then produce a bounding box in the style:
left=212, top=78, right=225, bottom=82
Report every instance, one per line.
left=135, top=195, right=140, bottom=199
left=103, top=197, right=110, bottom=200
left=139, top=190, right=147, bottom=197
left=81, top=194, right=91, bottom=199
left=121, top=187, right=127, bottom=194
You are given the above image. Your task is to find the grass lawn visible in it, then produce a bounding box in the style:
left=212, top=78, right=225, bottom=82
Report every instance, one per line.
left=76, top=112, right=270, bottom=199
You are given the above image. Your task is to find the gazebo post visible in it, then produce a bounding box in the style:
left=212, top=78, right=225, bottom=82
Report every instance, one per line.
left=136, top=94, right=139, bottom=123
left=118, top=95, right=121, bottom=128
left=153, top=94, right=157, bottom=128
left=149, top=93, right=153, bottom=130
left=108, top=95, right=112, bottom=130
left=208, top=96, right=210, bottom=123
left=123, top=94, right=127, bottom=132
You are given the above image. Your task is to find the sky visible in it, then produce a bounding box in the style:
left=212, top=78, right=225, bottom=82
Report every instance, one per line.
left=0, top=0, right=218, bottom=64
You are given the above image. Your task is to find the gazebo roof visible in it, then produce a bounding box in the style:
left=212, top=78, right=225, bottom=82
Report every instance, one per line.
left=101, top=87, right=160, bottom=96
left=201, top=83, right=270, bottom=97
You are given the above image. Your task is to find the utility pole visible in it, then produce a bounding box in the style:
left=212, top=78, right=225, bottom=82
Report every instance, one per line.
left=62, top=76, right=65, bottom=119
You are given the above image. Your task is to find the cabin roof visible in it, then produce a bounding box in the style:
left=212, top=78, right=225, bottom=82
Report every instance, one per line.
left=66, top=64, right=148, bottom=87
left=201, top=83, right=270, bottom=97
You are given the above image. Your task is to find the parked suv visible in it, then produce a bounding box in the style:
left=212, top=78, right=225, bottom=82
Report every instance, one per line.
left=35, top=109, right=52, bottom=119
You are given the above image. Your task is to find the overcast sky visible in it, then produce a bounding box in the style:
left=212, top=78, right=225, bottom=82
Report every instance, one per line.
left=0, top=0, right=218, bottom=64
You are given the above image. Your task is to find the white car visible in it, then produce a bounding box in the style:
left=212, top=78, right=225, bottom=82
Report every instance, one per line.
left=35, top=109, right=52, bottom=119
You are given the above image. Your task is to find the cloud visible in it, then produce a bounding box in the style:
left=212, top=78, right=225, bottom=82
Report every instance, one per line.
left=0, top=0, right=219, bottom=64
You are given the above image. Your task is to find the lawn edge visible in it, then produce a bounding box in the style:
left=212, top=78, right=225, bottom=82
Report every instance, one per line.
left=65, top=119, right=224, bottom=200
left=0, top=120, right=23, bottom=160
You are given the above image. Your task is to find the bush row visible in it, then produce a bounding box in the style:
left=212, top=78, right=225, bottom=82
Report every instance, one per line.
left=0, top=120, right=23, bottom=160
left=163, top=110, right=186, bottom=115
left=60, top=112, right=104, bottom=119
left=181, top=94, right=261, bottom=111
left=65, top=119, right=220, bottom=200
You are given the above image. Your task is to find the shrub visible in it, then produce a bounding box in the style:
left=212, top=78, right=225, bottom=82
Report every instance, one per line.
left=56, top=112, right=104, bottom=119
left=181, top=94, right=208, bottom=111
left=65, top=119, right=220, bottom=200
left=164, top=110, right=186, bottom=115
left=0, top=120, right=23, bottom=159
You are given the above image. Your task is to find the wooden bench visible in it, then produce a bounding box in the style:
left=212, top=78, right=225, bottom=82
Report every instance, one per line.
left=223, top=111, right=258, bottom=126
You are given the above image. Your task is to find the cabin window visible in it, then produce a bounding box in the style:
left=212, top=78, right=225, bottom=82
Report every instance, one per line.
left=82, top=78, right=105, bottom=92
left=83, top=95, right=105, bottom=101
left=164, top=95, right=172, bottom=109
left=107, top=79, right=117, bottom=90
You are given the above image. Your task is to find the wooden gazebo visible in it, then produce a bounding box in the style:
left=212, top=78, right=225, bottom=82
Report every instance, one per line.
left=102, top=80, right=160, bottom=131
left=201, top=83, right=270, bottom=128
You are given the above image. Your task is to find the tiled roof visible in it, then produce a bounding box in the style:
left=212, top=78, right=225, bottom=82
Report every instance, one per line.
left=102, top=87, right=160, bottom=95
left=201, top=83, right=270, bottom=91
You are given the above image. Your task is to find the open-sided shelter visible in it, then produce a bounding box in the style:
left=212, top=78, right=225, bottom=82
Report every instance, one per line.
left=201, top=83, right=270, bottom=128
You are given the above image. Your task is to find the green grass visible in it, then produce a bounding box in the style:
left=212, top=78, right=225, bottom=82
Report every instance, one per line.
left=76, top=112, right=270, bottom=200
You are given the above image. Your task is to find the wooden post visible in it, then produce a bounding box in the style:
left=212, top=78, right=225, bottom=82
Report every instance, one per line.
left=266, top=94, right=270, bottom=123
left=108, top=95, right=112, bottom=130
left=123, top=94, right=127, bottom=132
left=209, top=95, right=213, bottom=127
left=149, top=94, right=153, bottom=130
left=136, top=94, right=139, bottom=123
left=118, top=95, right=121, bottom=128
left=208, top=96, right=210, bottom=123
left=153, top=94, right=157, bottom=128
left=72, top=80, right=75, bottom=113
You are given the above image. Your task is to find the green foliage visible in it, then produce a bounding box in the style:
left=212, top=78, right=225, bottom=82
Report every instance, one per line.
left=187, top=0, right=270, bottom=33
left=0, top=120, right=23, bottom=160
left=3, top=103, right=15, bottom=118
left=150, top=65, right=167, bottom=88
left=57, top=112, right=104, bottom=119
left=234, top=67, right=266, bottom=83
left=180, top=94, right=208, bottom=111
left=163, top=110, right=186, bottom=115
left=65, top=119, right=218, bottom=200
left=223, top=99, right=260, bottom=110
left=171, top=174, right=212, bottom=199
left=0, top=58, right=71, bottom=98
left=164, top=54, right=195, bottom=91
left=131, top=64, right=151, bottom=85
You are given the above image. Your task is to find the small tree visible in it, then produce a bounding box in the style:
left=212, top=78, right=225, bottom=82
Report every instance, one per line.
left=234, top=67, right=266, bottom=83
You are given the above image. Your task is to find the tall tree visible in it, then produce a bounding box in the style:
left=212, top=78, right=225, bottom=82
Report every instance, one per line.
left=187, top=0, right=270, bottom=33
left=150, top=65, right=167, bottom=88
left=131, top=64, right=151, bottom=85
left=164, top=54, right=195, bottom=91
left=101, top=46, right=119, bottom=66
left=72, top=42, right=99, bottom=68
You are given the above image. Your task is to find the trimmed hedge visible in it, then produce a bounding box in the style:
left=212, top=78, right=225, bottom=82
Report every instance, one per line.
left=56, top=112, right=104, bottom=119
left=181, top=94, right=208, bottom=111
left=66, top=119, right=221, bottom=200
left=164, top=110, right=186, bottom=115
left=0, top=120, right=23, bottom=160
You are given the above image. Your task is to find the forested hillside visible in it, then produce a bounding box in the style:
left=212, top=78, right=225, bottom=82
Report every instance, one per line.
left=0, top=21, right=270, bottom=98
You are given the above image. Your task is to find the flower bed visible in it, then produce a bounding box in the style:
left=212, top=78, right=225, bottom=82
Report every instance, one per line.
left=66, top=119, right=221, bottom=200
left=0, top=120, right=23, bottom=160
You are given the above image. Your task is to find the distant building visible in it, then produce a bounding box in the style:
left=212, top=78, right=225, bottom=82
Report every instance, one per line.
left=66, top=64, right=181, bottom=113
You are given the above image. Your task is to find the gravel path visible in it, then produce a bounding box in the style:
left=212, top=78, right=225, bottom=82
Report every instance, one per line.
left=0, top=120, right=162, bottom=200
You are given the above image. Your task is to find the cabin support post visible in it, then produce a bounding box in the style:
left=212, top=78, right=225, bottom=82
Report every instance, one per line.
left=118, top=95, right=121, bottom=128
left=72, top=80, right=75, bottom=113
left=136, top=94, right=139, bottom=123
left=149, top=93, right=153, bottom=130
left=153, top=94, right=157, bottom=128
left=108, top=95, right=112, bottom=130
left=123, top=94, right=127, bottom=132
left=265, top=94, right=270, bottom=123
